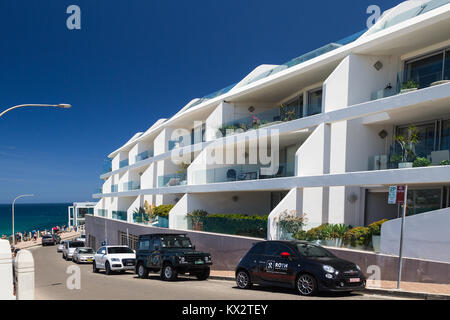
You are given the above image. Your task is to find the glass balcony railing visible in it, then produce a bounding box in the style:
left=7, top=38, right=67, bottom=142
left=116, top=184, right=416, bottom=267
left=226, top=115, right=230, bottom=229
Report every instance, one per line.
left=122, top=181, right=140, bottom=191
left=119, top=158, right=129, bottom=168
left=112, top=211, right=127, bottom=221
left=370, top=68, right=450, bottom=101
left=102, top=159, right=112, bottom=174
left=111, top=184, right=119, bottom=193
left=217, top=107, right=302, bottom=138
left=168, top=133, right=194, bottom=151
left=158, top=172, right=188, bottom=187
left=135, top=150, right=153, bottom=163
left=97, top=209, right=108, bottom=217
left=192, top=162, right=295, bottom=185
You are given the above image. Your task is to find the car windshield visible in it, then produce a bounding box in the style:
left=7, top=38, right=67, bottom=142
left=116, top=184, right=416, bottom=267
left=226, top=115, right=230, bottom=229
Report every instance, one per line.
left=43, top=235, right=52, bottom=238
left=295, top=243, right=335, bottom=258
left=78, top=248, right=93, bottom=254
left=160, top=235, right=192, bottom=248
left=107, top=247, right=134, bottom=254
left=69, top=241, right=85, bottom=248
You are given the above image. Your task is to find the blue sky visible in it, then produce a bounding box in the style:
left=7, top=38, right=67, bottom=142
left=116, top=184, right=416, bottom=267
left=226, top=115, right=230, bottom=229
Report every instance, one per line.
left=0, top=0, right=399, bottom=203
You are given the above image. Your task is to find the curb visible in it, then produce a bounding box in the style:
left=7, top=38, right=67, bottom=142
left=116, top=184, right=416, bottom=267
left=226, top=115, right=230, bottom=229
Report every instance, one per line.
left=359, top=287, right=450, bottom=300
left=209, top=275, right=450, bottom=300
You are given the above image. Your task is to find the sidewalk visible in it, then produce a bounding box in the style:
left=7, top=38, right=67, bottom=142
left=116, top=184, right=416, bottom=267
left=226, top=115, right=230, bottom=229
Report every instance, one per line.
left=12, top=230, right=80, bottom=250
left=209, top=270, right=450, bottom=299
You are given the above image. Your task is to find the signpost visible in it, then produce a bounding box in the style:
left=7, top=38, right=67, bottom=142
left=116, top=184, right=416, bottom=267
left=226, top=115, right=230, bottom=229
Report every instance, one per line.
left=388, top=185, right=408, bottom=289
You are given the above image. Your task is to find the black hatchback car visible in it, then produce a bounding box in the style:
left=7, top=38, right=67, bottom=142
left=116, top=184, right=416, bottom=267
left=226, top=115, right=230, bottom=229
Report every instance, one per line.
left=235, top=240, right=366, bottom=296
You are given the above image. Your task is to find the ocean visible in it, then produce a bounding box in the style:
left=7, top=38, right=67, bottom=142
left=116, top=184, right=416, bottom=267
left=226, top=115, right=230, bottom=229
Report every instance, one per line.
left=0, top=203, right=70, bottom=237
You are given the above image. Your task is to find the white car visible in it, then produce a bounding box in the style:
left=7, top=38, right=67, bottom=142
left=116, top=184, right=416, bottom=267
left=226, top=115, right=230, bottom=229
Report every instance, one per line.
left=92, top=245, right=136, bottom=275
left=62, top=241, right=85, bottom=260
left=72, top=247, right=95, bottom=264
left=76, top=234, right=86, bottom=242
left=57, top=241, right=66, bottom=252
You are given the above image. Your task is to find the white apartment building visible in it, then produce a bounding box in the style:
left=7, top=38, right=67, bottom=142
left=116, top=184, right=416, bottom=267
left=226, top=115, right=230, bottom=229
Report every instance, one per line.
left=93, top=0, right=450, bottom=242
left=68, top=202, right=97, bottom=228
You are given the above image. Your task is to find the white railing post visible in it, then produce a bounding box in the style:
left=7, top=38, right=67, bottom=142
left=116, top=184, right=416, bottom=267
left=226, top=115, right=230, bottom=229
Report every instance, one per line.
left=14, top=249, right=35, bottom=300
left=0, top=239, right=14, bottom=300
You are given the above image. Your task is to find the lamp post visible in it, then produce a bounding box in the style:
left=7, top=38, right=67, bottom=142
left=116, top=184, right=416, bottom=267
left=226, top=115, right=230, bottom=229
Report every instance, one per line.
left=0, top=104, right=72, bottom=118
left=12, top=194, right=34, bottom=246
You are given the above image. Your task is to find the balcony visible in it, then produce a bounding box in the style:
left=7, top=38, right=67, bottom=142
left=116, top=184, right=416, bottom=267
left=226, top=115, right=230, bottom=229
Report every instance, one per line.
left=192, top=162, right=295, bottom=185
left=168, top=133, right=193, bottom=151
left=119, top=158, right=129, bottom=168
left=111, top=184, right=119, bottom=193
left=135, top=150, right=153, bottom=163
left=158, top=172, right=187, bottom=187
left=94, top=188, right=103, bottom=194
left=112, top=211, right=127, bottom=221
left=102, top=159, right=112, bottom=173
left=97, top=209, right=108, bottom=217
left=122, top=181, right=140, bottom=191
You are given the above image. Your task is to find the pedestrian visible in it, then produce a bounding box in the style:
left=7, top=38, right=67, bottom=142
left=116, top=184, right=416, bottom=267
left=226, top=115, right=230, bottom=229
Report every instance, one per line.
left=74, top=225, right=78, bottom=232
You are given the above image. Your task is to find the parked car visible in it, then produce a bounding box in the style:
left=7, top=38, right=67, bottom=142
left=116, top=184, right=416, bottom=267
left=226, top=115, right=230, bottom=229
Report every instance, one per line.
left=62, top=241, right=85, bottom=260
left=72, top=247, right=95, bottom=264
left=57, top=240, right=66, bottom=252
left=135, top=233, right=212, bottom=281
left=235, top=240, right=366, bottom=296
left=76, top=234, right=86, bottom=242
left=92, top=245, right=136, bottom=275
left=41, top=234, right=55, bottom=246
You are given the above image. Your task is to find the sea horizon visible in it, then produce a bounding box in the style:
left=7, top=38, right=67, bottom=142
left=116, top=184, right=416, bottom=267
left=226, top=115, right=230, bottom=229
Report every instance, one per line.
left=0, top=203, right=73, bottom=237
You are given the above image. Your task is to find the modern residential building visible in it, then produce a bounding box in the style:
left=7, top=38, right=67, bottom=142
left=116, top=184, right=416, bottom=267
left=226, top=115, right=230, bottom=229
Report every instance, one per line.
left=68, top=202, right=97, bottom=228
left=91, top=0, right=450, bottom=260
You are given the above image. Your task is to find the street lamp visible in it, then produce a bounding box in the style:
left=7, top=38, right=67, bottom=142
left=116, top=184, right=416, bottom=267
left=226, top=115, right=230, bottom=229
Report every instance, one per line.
left=12, top=194, right=34, bottom=246
left=0, top=104, right=72, bottom=118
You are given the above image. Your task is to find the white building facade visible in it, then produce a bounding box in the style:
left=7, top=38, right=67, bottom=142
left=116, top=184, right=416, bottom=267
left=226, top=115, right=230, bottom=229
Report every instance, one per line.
left=68, top=202, right=97, bottom=228
left=92, top=0, right=450, bottom=243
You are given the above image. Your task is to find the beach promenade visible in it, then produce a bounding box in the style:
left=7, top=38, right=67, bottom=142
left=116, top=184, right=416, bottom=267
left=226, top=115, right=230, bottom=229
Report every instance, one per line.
left=13, top=230, right=80, bottom=250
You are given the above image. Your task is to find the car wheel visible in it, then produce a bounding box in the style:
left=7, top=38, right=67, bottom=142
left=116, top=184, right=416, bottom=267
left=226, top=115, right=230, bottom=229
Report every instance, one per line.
left=161, top=263, right=178, bottom=281
left=236, top=270, right=252, bottom=289
left=296, top=273, right=317, bottom=296
left=92, top=261, right=99, bottom=273
left=105, top=262, right=112, bottom=275
left=196, top=268, right=210, bottom=281
left=137, top=263, right=148, bottom=279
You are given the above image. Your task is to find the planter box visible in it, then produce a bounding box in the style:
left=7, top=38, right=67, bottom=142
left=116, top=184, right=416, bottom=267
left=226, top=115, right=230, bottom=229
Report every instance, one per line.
left=372, top=235, right=381, bottom=253
left=323, top=238, right=342, bottom=248
left=398, top=162, right=413, bottom=168
left=400, top=88, right=418, bottom=94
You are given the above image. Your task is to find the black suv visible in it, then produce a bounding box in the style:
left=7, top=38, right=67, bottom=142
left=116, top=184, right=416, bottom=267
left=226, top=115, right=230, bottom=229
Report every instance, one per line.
left=135, top=233, right=212, bottom=281
left=235, top=240, right=366, bottom=296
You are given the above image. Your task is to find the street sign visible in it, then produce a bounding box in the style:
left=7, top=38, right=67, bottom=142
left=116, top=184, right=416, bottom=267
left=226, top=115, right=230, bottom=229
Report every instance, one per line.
left=388, top=185, right=406, bottom=204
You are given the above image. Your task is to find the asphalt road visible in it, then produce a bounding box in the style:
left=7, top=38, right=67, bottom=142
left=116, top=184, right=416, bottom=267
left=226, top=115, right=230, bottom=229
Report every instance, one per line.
left=31, top=245, right=400, bottom=300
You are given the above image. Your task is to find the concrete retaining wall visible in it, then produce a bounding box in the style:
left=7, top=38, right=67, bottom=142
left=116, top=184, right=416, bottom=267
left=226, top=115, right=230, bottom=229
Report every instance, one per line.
left=86, top=215, right=450, bottom=283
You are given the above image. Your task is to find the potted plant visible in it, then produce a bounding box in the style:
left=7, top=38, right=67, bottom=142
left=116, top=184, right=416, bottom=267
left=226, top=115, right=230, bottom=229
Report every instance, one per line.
left=132, top=206, right=148, bottom=224
left=343, top=226, right=371, bottom=251
left=324, top=224, right=349, bottom=247
left=394, top=125, right=419, bottom=168
left=400, top=80, right=418, bottom=94
left=413, top=157, right=431, bottom=167
left=151, top=204, right=174, bottom=228
left=368, top=219, right=388, bottom=252
left=440, top=160, right=450, bottom=166
left=276, top=210, right=307, bottom=240
left=187, top=210, right=208, bottom=231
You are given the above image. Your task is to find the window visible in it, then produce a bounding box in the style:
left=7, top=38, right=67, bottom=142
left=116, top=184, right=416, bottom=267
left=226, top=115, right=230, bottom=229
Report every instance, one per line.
left=280, top=95, right=303, bottom=121
left=407, top=188, right=442, bottom=216
left=138, top=239, right=150, bottom=251
left=296, top=243, right=335, bottom=257
left=264, top=242, right=292, bottom=256
left=248, top=242, right=266, bottom=255
left=107, top=246, right=134, bottom=254
left=307, top=88, right=322, bottom=116
left=97, top=247, right=106, bottom=254
left=441, top=119, right=450, bottom=151
left=404, top=48, right=450, bottom=89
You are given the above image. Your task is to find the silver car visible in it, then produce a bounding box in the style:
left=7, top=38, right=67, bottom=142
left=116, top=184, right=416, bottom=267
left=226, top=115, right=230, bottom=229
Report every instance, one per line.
left=72, top=247, right=95, bottom=264
left=57, top=241, right=66, bottom=252
left=62, top=241, right=85, bottom=260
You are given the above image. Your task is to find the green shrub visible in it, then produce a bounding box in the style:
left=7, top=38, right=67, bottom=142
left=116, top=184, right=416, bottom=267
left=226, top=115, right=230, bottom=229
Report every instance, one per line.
left=413, top=157, right=431, bottom=167
left=343, top=227, right=371, bottom=247
left=440, top=160, right=450, bottom=166
left=402, top=80, right=418, bottom=89
left=305, top=224, right=328, bottom=241
left=207, top=214, right=268, bottom=220
left=199, top=214, right=268, bottom=238
left=368, top=219, right=388, bottom=236
left=152, top=204, right=174, bottom=218
left=187, top=210, right=209, bottom=224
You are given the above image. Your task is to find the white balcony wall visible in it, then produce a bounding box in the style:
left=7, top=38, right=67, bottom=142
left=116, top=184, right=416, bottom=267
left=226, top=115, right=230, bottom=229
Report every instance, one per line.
left=118, top=171, right=129, bottom=192
left=154, top=128, right=172, bottom=155
left=205, top=102, right=234, bottom=141
left=112, top=151, right=129, bottom=171
left=127, top=195, right=142, bottom=223
left=267, top=188, right=303, bottom=240
left=296, top=123, right=331, bottom=226
left=102, top=176, right=112, bottom=194
left=140, top=164, right=155, bottom=189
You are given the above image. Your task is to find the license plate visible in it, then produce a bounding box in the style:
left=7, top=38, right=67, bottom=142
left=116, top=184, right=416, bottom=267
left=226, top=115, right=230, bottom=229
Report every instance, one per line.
left=195, top=260, right=204, bottom=265
left=349, top=278, right=360, bottom=283
left=87, top=259, right=93, bottom=262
